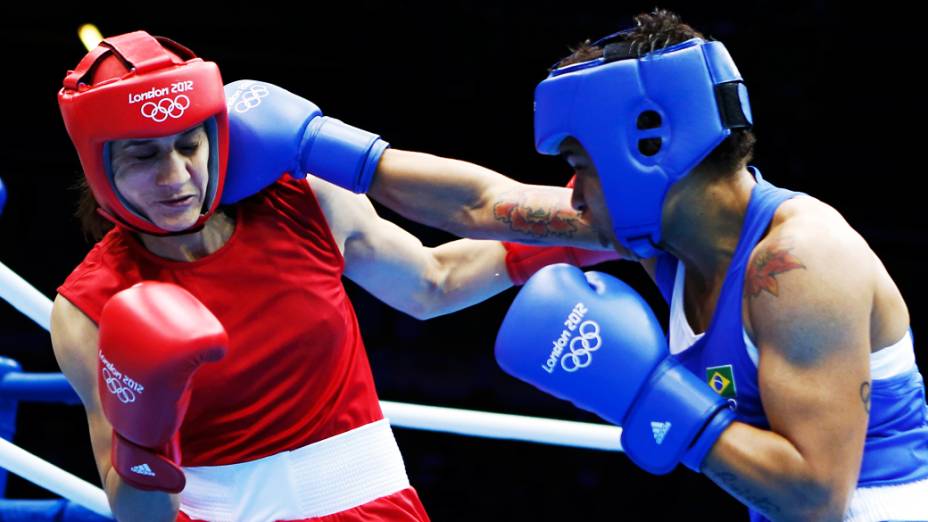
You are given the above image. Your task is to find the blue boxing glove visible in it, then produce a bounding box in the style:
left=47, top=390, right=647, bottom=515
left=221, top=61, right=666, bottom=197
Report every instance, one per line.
left=495, top=264, right=735, bottom=474
left=222, top=80, right=389, bottom=203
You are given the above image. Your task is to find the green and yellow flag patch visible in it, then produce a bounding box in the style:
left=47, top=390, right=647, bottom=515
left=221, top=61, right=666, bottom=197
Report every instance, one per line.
left=706, top=365, right=737, bottom=399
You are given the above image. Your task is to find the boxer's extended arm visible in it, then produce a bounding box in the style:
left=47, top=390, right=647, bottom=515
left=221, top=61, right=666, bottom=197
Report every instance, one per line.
left=220, top=82, right=604, bottom=251
left=700, top=230, right=872, bottom=521
left=370, top=149, right=606, bottom=249
left=50, top=294, right=179, bottom=522
left=310, top=176, right=513, bottom=319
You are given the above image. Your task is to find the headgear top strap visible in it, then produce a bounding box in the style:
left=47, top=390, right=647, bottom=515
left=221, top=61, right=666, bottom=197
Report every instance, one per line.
left=63, top=31, right=192, bottom=90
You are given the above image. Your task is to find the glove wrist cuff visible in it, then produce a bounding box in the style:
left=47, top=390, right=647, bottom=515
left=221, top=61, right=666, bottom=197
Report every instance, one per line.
left=682, top=406, right=736, bottom=472
left=502, top=243, right=577, bottom=286
left=111, top=431, right=185, bottom=493
left=300, top=116, right=388, bottom=193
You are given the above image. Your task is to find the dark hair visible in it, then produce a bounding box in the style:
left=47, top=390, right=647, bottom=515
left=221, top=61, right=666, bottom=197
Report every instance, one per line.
left=73, top=175, right=114, bottom=243
left=556, top=8, right=755, bottom=177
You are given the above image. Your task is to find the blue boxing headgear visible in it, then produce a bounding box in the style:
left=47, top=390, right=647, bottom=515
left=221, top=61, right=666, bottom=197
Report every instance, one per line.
left=534, top=32, right=753, bottom=258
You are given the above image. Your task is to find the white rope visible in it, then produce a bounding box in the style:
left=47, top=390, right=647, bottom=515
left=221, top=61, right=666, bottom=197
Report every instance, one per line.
left=382, top=400, right=623, bottom=452
left=0, top=438, right=112, bottom=517
left=0, top=260, right=52, bottom=331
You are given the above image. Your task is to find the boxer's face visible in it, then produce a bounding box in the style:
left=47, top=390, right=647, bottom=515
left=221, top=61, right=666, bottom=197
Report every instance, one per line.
left=109, top=124, right=210, bottom=232
left=559, top=138, right=640, bottom=260
left=559, top=138, right=616, bottom=244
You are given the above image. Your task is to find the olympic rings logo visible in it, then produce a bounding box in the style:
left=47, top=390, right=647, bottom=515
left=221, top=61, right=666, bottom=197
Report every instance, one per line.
left=232, top=84, right=270, bottom=113
left=140, top=95, right=191, bottom=123
left=102, top=367, right=136, bottom=404
left=561, top=320, right=602, bottom=372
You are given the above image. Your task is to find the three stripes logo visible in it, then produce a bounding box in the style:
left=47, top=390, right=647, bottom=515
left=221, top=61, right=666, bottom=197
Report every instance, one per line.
left=650, top=421, right=672, bottom=445
left=131, top=463, right=156, bottom=477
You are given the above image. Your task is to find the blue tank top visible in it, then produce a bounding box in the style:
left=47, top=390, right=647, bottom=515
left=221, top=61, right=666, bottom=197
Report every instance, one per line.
left=652, top=168, right=928, bottom=498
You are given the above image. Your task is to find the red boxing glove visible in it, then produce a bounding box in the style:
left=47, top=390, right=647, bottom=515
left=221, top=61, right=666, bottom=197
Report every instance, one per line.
left=503, top=243, right=620, bottom=286
left=98, top=282, right=228, bottom=493
left=504, top=172, right=618, bottom=285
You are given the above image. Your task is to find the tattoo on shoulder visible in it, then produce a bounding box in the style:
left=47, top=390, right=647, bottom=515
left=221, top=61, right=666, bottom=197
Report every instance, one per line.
left=746, top=241, right=806, bottom=299
left=493, top=191, right=583, bottom=239
left=860, top=381, right=871, bottom=414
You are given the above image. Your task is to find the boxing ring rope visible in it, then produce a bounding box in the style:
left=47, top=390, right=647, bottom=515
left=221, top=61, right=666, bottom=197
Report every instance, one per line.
left=381, top=401, right=622, bottom=451
left=0, top=438, right=111, bottom=517
left=0, top=261, right=51, bottom=332
left=0, top=260, right=623, bottom=518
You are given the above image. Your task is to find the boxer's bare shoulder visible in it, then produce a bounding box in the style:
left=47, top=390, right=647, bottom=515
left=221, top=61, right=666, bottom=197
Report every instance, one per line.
left=50, top=294, right=100, bottom=408
left=50, top=293, right=134, bottom=487
left=743, top=195, right=909, bottom=354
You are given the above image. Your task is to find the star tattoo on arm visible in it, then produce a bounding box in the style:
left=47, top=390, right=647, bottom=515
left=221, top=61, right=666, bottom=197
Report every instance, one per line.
left=746, top=242, right=806, bottom=298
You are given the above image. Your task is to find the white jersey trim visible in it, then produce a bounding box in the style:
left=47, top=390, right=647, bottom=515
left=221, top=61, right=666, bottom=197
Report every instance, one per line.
left=843, top=477, right=928, bottom=522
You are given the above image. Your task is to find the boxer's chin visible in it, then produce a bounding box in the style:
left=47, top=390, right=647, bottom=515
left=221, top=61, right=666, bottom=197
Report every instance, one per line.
left=147, top=206, right=202, bottom=234
left=614, top=244, right=638, bottom=262
left=604, top=235, right=642, bottom=262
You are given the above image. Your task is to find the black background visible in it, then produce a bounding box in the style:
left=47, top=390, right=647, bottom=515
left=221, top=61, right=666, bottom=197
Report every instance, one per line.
left=0, top=1, right=923, bottom=520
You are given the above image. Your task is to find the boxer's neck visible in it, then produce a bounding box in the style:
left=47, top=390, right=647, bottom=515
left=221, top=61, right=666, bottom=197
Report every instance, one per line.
left=658, top=166, right=757, bottom=291
left=137, top=209, right=236, bottom=262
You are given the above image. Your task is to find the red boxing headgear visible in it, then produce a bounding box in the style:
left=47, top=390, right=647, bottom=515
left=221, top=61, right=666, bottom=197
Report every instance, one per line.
left=58, top=31, right=229, bottom=235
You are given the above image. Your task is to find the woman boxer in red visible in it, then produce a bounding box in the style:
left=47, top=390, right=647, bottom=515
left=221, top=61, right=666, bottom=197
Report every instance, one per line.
left=50, top=32, right=613, bottom=521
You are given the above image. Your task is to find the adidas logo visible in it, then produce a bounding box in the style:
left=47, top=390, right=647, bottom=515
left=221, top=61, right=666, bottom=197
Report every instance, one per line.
left=651, top=421, right=672, bottom=445
left=130, top=463, right=155, bottom=477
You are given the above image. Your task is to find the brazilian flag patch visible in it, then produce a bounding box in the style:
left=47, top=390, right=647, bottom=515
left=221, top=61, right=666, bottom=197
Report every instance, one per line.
left=706, top=365, right=737, bottom=399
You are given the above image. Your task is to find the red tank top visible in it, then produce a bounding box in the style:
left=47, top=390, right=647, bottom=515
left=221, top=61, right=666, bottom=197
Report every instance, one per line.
left=57, top=177, right=383, bottom=466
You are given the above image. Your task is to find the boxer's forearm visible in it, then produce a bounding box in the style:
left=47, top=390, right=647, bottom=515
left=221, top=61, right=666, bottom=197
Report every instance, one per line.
left=104, top=466, right=179, bottom=522
left=701, top=422, right=851, bottom=521
left=371, top=149, right=604, bottom=249
left=417, top=239, right=513, bottom=319
left=370, top=149, right=498, bottom=234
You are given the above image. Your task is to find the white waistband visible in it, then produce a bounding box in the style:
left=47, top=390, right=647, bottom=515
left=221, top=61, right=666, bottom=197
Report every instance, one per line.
left=844, top=477, right=928, bottom=522
left=179, top=419, right=409, bottom=522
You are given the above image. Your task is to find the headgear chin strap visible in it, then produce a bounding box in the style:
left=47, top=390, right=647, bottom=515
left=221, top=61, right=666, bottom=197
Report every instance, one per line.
left=534, top=33, right=753, bottom=259
left=59, top=30, right=229, bottom=236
